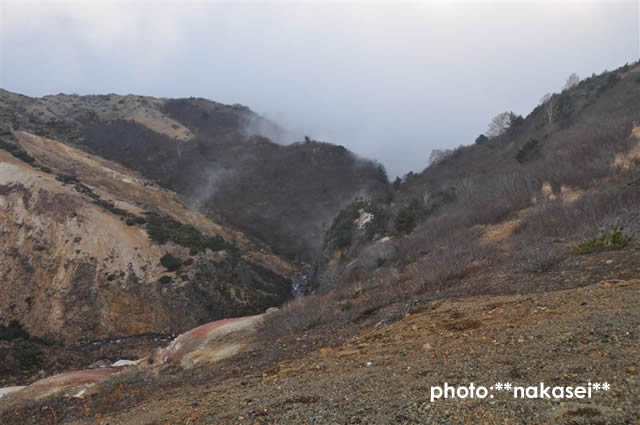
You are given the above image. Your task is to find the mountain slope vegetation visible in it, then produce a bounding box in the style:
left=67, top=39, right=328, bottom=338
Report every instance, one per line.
left=2, top=61, right=640, bottom=424
left=0, top=124, right=295, bottom=385
left=289, top=61, right=640, bottom=331
left=0, top=91, right=388, bottom=261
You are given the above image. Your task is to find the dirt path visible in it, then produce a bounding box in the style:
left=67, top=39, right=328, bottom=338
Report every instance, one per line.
left=65, top=279, right=640, bottom=425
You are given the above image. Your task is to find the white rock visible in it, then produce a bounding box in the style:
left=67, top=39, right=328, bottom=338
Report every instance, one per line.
left=72, top=388, right=87, bottom=398
left=111, top=358, right=143, bottom=367
left=0, top=386, right=25, bottom=399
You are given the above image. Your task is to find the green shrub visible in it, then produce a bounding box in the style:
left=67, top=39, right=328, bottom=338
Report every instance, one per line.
left=0, top=321, right=42, bottom=371
left=157, top=275, right=172, bottom=284
left=394, top=198, right=426, bottom=235
left=0, top=139, right=35, bottom=163
left=516, top=139, right=541, bottom=164
left=94, top=199, right=128, bottom=217
left=145, top=212, right=230, bottom=253
left=326, top=199, right=390, bottom=250
left=395, top=209, right=416, bottom=235
left=0, top=320, right=30, bottom=341
left=12, top=339, right=43, bottom=371
left=475, top=134, right=489, bottom=145
left=160, top=252, right=182, bottom=271
left=555, top=92, right=573, bottom=122
left=597, top=73, right=619, bottom=95
left=205, top=235, right=227, bottom=251
left=573, top=228, right=632, bottom=254
left=327, top=201, right=367, bottom=249
left=375, top=164, right=389, bottom=185
left=133, top=216, right=146, bottom=225
left=507, top=113, right=525, bottom=133
left=365, top=204, right=389, bottom=240
left=13, top=150, right=35, bottom=163
left=126, top=216, right=147, bottom=226
left=331, top=214, right=357, bottom=249
left=55, top=173, right=79, bottom=185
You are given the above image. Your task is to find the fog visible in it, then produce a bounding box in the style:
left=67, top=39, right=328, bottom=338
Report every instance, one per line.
left=1, top=0, right=638, bottom=177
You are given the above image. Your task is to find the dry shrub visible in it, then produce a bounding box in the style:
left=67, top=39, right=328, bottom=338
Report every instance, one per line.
left=519, top=182, right=640, bottom=240
left=395, top=213, right=468, bottom=263
left=511, top=236, right=567, bottom=273
left=259, top=294, right=340, bottom=338
left=356, top=242, right=396, bottom=269
left=403, top=230, right=496, bottom=295
left=261, top=266, right=414, bottom=337
left=465, top=173, right=538, bottom=225
left=315, top=264, right=346, bottom=293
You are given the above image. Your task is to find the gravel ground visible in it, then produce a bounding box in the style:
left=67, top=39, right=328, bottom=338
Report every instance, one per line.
left=61, top=279, right=640, bottom=425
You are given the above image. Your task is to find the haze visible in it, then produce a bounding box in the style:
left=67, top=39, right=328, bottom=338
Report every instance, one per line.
left=1, top=0, right=638, bottom=177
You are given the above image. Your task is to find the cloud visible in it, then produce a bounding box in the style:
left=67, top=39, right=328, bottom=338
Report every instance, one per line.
left=2, top=0, right=638, bottom=177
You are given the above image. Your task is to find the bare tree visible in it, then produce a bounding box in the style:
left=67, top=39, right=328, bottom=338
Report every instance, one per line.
left=540, top=93, right=555, bottom=127
left=429, top=148, right=452, bottom=165
left=564, top=73, right=580, bottom=90
left=487, top=112, right=512, bottom=138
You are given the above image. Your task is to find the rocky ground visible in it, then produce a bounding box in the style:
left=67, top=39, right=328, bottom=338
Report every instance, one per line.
left=4, top=277, right=638, bottom=424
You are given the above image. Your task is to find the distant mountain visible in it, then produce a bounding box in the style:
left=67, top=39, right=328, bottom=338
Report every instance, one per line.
left=0, top=91, right=389, bottom=262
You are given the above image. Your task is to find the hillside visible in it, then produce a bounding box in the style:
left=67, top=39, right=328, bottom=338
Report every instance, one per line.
left=0, top=125, right=296, bottom=385
left=310, top=62, right=640, bottom=301
left=0, top=90, right=388, bottom=261
left=2, top=61, right=640, bottom=424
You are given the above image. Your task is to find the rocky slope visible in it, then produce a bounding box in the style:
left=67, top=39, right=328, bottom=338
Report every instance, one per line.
left=0, top=90, right=389, bottom=261
left=0, top=308, right=274, bottom=409
left=2, top=62, right=640, bottom=424
left=0, top=127, right=295, bottom=347
left=2, top=278, right=638, bottom=424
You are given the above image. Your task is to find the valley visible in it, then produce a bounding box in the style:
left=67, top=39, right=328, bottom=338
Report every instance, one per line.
left=2, top=61, right=640, bottom=424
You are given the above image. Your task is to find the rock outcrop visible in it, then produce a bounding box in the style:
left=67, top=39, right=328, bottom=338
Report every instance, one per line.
left=0, top=129, right=296, bottom=345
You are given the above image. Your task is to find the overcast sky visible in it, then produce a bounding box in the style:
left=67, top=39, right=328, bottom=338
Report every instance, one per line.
left=1, top=0, right=639, bottom=177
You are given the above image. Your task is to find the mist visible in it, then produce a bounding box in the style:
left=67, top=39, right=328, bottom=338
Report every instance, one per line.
left=1, top=0, right=638, bottom=177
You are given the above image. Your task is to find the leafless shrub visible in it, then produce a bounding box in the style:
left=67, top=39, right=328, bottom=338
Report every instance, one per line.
left=487, top=112, right=513, bottom=138
left=394, top=213, right=467, bottom=263
left=429, top=148, right=454, bottom=165
left=615, top=207, right=640, bottom=235
left=519, top=183, right=640, bottom=241
left=315, top=264, right=346, bottom=293
left=511, top=237, right=567, bottom=273
left=404, top=230, right=496, bottom=294
left=564, top=73, right=580, bottom=90
left=464, top=173, right=538, bottom=225
left=260, top=294, right=340, bottom=338
left=260, top=273, right=411, bottom=338
left=356, top=242, right=396, bottom=269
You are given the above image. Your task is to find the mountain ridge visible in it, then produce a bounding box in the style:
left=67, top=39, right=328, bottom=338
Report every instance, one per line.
left=2, top=60, right=640, bottom=423
left=0, top=89, right=389, bottom=261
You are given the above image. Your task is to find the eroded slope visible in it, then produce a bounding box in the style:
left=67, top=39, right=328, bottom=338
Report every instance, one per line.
left=0, top=129, right=295, bottom=346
